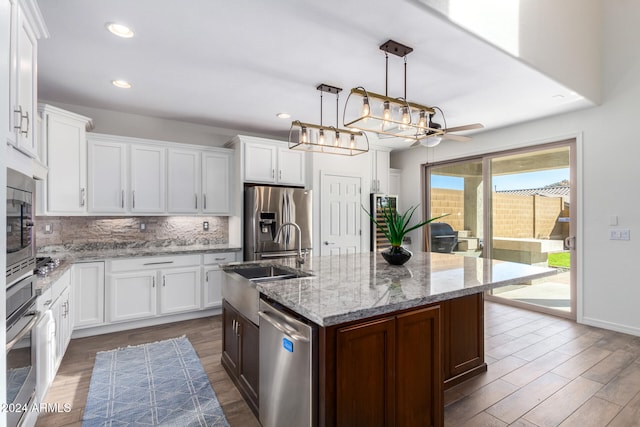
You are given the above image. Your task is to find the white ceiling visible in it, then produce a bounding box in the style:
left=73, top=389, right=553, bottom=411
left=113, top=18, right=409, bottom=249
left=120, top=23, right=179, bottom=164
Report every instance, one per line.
left=36, top=0, right=594, bottom=149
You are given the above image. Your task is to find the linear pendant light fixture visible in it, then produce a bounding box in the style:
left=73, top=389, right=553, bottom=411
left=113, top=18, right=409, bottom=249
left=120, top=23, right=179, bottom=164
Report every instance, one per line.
left=343, top=40, right=445, bottom=143
left=289, top=84, right=369, bottom=156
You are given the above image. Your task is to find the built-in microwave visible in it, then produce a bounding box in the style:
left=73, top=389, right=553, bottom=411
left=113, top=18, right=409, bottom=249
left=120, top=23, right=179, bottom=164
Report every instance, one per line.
left=6, top=168, right=36, bottom=286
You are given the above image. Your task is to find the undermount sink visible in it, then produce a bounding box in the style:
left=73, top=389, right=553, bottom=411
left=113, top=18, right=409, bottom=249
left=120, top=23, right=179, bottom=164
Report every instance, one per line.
left=232, top=265, right=311, bottom=282
left=221, top=264, right=313, bottom=325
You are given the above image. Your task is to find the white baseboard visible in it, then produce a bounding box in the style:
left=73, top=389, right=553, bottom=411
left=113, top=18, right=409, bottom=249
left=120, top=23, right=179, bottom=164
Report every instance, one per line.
left=581, top=316, right=640, bottom=337
left=71, top=307, right=222, bottom=339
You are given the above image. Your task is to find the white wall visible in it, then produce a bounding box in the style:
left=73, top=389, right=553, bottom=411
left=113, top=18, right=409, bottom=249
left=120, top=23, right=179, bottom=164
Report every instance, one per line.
left=418, top=0, right=602, bottom=103
left=392, top=0, right=640, bottom=335
left=39, top=100, right=269, bottom=147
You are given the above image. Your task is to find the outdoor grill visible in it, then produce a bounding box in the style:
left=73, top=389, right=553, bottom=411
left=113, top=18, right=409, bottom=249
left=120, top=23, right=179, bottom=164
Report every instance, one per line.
left=429, top=222, right=458, bottom=253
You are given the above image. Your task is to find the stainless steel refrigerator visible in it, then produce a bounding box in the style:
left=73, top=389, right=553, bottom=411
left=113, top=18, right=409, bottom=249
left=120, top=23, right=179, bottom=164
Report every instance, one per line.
left=244, top=185, right=312, bottom=261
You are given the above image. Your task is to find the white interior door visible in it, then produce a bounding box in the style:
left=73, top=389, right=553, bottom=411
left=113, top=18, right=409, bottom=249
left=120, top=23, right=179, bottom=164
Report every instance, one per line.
left=320, top=173, right=362, bottom=256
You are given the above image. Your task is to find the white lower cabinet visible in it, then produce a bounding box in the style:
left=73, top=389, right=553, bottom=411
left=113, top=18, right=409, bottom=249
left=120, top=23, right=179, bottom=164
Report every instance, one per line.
left=72, top=262, right=105, bottom=328
left=110, top=272, right=157, bottom=322
left=107, top=254, right=202, bottom=323
left=160, top=267, right=201, bottom=314
left=35, top=289, right=55, bottom=403
left=203, top=252, right=237, bottom=308
left=52, top=286, right=72, bottom=370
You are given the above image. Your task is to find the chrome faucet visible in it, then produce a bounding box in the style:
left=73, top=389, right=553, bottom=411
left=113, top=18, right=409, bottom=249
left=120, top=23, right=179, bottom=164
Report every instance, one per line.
left=274, top=222, right=305, bottom=267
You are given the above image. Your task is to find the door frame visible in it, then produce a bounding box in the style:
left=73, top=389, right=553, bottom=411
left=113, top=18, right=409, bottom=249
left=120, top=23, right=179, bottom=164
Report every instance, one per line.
left=319, top=170, right=366, bottom=255
left=424, top=136, right=582, bottom=320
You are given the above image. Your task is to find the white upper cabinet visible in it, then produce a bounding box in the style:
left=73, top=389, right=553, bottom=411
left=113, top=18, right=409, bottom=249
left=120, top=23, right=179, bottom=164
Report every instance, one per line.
left=237, top=136, right=306, bottom=187
left=39, top=104, right=93, bottom=215
left=167, top=148, right=200, bottom=214
left=202, top=152, right=231, bottom=214
left=244, top=141, right=277, bottom=183
left=370, top=148, right=390, bottom=194
left=88, top=138, right=127, bottom=213
left=130, top=144, right=166, bottom=213
left=7, top=0, right=48, bottom=157
left=277, top=148, right=305, bottom=186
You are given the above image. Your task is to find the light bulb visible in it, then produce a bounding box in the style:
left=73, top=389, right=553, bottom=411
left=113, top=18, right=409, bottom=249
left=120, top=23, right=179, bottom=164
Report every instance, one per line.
left=334, top=131, right=340, bottom=147
left=350, top=134, right=356, bottom=149
left=300, top=126, right=308, bottom=144
left=382, top=101, right=391, bottom=130
left=418, top=111, right=427, bottom=129
left=400, top=106, right=410, bottom=130
left=319, top=129, right=325, bottom=145
left=361, top=97, right=370, bottom=117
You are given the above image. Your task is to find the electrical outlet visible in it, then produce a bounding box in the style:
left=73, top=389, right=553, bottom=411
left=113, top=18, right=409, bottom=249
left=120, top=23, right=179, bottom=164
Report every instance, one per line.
left=140, top=223, right=146, bottom=232
left=44, top=223, right=53, bottom=234
left=609, top=228, right=631, bottom=240
left=203, top=221, right=209, bottom=231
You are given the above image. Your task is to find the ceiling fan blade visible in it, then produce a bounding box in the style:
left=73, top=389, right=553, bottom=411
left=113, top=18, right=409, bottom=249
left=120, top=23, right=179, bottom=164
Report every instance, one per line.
left=444, top=123, right=484, bottom=133
left=442, top=133, right=472, bottom=142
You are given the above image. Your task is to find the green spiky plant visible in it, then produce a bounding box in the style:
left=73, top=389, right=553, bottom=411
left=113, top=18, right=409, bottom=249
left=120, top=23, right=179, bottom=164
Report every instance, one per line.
left=363, top=204, right=449, bottom=247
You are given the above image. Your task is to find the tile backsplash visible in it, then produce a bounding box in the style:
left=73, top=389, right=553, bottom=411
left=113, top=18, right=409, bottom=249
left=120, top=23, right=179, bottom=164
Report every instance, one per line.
left=35, top=216, right=228, bottom=251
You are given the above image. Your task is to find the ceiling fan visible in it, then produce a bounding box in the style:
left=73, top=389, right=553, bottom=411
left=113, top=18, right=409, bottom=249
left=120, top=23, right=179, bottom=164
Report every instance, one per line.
left=410, top=107, right=484, bottom=148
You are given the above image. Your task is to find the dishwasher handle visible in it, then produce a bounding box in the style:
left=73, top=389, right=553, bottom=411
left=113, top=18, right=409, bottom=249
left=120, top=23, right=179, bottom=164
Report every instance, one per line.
left=258, top=310, right=310, bottom=343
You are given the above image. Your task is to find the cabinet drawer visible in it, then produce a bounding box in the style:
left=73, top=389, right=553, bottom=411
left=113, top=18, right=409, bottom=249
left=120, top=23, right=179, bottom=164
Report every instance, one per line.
left=110, top=254, right=201, bottom=272
left=203, top=252, right=236, bottom=265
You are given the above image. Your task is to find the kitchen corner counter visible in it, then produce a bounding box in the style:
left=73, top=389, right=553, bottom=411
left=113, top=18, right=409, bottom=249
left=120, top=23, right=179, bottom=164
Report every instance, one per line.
left=37, top=243, right=242, bottom=262
left=34, top=244, right=242, bottom=294
left=247, top=251, right=556, bottom=326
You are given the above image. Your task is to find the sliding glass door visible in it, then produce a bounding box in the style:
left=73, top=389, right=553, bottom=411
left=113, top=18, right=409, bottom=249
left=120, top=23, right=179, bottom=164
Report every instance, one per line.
left=426, top=140, right=576, bottom=318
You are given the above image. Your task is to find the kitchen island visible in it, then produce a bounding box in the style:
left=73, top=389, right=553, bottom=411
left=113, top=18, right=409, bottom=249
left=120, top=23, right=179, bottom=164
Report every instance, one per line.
left=222, top=252, right=556, bottom=427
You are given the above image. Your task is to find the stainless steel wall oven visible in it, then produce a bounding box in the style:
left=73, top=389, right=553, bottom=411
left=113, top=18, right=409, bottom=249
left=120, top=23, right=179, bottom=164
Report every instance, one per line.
left=6, top=168, right=36, bottom=286
left=6, top=274, right=40, bottom=427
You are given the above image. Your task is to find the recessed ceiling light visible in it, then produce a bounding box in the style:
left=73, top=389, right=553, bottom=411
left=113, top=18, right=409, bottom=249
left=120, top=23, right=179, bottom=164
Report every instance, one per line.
left=276, top=112, right=291, bottom=119
left=106, top=22, right=135, bottom=38
left=112, top=79, right=132, bottom=89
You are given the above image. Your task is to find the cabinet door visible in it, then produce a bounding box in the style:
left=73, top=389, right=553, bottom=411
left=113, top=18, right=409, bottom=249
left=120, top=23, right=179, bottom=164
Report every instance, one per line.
left=244, top=142, right=277, bottom=183
left=277, top=148, right=305, bottom=186
left=72, top=262, right=105, bottom=328
left=336, top=317, right=396, bottom=427
left=167, top=148, right=200, bottom=214
left=159, top=267, right=201, bottom=314
left=238, top=315, right=259, bottom=410
left=203, top=267, right=223, bottom=308
left=109, top=272, right=157, bottom=322
left=371, top=149, right=390, bottom=194
left=130, top=144, right=166, bottom=213
left=35, top=310, right=55, bottom=402
left=88, top=139, right=127, bottom=213
left=396, top=306, right=442, bottom=427
left=202, top=152, right=231, bottom=214
left=443, top=294, right=484, bottom=382
left=12, top=5, right=38, bottom=156
left=52, top=287, right=72, bottom=369
left=46, top=113, right=87, bottom=214
left=222, top=301, right=239, bottom=372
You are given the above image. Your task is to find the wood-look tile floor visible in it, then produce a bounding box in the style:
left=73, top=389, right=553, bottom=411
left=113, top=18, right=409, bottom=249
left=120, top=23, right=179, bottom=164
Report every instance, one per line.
left=36, top=302, right=640, bottom=426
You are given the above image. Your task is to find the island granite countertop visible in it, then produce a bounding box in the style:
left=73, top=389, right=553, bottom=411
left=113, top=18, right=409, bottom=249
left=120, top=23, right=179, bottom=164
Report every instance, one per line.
left=224, top=251, right=557, bottom=327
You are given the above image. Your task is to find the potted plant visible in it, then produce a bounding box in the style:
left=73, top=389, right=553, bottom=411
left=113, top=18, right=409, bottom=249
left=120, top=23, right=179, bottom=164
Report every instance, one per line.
left=364, top=204, right=448, bottom=265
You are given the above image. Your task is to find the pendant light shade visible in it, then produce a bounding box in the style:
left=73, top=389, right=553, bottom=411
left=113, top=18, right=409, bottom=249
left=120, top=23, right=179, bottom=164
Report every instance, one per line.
left=343, top=40, right=446, bottom=143
left=289, top=84, right=369, bottom=156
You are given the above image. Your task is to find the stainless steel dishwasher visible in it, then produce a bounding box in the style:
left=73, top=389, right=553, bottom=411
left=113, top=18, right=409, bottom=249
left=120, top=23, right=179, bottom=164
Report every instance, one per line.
left=258, top=298, right=316, bottom=427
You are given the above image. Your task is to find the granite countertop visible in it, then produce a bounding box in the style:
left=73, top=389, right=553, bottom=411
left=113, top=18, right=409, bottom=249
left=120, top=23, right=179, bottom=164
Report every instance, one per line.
left=225, top=252, right=557, bottom=326
left=35, top=243, right=242, bottom=294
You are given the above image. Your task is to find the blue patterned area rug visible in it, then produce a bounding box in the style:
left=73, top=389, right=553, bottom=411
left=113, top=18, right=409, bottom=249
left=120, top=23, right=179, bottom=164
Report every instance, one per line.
left=82, top=336, right=230, bottom=426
